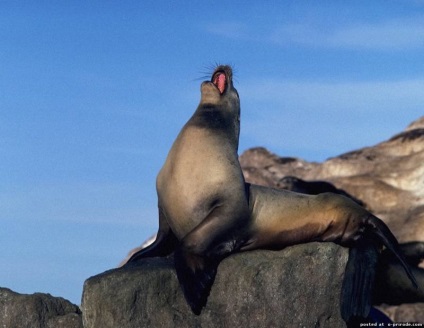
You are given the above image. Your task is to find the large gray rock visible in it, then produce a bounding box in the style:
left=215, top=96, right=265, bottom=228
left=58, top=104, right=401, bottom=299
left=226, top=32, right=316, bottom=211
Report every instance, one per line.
left=0, top=287, right=82, bottom=328
left=378, top=303, right=424, bottom=323
left=82, top=243, right=348, bottom=328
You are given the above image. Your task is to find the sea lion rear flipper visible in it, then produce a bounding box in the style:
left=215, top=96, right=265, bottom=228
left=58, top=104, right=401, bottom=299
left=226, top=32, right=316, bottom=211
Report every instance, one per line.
left=126, top=208, right=178, bottom=263
left=340, top=239, right=378, bottom=323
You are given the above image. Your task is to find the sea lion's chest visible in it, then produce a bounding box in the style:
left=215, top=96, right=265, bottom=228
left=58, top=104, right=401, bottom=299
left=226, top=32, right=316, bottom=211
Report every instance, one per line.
left=156, top=127, right=242, bottom=238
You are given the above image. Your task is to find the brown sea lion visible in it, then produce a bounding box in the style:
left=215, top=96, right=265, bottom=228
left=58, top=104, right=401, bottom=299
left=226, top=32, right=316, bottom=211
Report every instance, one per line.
left=127, top=65, right=250, bottom=312
left=241, top=184, right=418, bottom=322
left=126, top=65, right=417, bottom=324
left=274, top=176, right=424, bottom=306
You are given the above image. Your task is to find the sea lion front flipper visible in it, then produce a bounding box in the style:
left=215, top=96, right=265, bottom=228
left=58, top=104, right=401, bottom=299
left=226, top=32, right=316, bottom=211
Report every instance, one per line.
left=174, top=205, right=245, bottom=315
left=174, top=247, right=218, bottom=315
left=127, top=208, right=178, bottom=263
left=340, top=239, right=379, bottom=323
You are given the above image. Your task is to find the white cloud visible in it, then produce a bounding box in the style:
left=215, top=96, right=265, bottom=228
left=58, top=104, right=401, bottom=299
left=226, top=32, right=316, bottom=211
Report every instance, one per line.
left=206, top=17, right=424, bottom=50
left=270, top=18, right=424, bottom=49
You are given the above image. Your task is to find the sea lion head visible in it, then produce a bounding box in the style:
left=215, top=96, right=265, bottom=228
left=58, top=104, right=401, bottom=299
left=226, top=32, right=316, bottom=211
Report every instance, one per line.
left=200, top=65, right=239, bottom=107
left=193, top=65, right=241, bottom=146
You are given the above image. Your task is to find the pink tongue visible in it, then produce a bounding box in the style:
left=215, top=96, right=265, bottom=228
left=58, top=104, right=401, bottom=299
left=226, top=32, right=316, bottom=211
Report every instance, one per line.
left=213, top=73, right=226, bottom=94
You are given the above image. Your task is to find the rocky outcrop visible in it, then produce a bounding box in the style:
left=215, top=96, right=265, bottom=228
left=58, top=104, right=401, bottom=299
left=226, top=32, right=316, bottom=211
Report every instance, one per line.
left=82, top=243, right=348, bottom=328
left=240, top=117, right=424, bottom=243
left=379, top=303, right=424, bottom=323
left=0, top=287, right=82, bottom=328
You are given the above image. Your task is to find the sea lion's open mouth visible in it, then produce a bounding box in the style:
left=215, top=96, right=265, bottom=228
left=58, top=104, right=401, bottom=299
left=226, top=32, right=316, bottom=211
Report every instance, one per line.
left=212, top=71, right=227, bottom=94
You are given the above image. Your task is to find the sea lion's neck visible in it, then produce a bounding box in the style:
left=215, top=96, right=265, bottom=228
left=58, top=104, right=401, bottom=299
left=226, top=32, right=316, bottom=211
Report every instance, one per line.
left=187, top=105, right=240, bottom=150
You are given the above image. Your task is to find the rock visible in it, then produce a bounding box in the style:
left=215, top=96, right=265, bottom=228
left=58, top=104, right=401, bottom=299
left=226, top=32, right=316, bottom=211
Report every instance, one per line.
left=0, top=287, right=82, bottom=328
left=82, top=243, right=348, bottom=328
left=377, top=303, right=424, bottom=323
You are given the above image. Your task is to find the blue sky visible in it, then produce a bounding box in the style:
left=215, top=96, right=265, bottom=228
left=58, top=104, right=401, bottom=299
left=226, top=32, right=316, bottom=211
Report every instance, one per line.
left=1, top=1, right=423, bottom=305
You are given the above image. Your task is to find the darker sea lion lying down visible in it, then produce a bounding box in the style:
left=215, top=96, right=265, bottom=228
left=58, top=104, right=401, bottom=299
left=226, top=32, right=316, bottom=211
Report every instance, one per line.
left=278, top=175, right=366, bottom=207
left=125, top=65, right=418, bottom=324
left=374, top=241, right=424, bottom=305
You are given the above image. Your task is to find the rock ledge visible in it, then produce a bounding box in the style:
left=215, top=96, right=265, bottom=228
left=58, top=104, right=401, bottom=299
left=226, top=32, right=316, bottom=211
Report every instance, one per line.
left=82, top=243, right=348, bottom=328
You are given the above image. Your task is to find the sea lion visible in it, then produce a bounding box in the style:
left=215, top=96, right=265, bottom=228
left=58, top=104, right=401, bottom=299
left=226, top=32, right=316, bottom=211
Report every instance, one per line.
left=275, top=176, right=424, bottom=306
left=398, top=241, right=424, bottom=267
left=241, top=184, right=418, bottom=322
left=126, top=65, right=418, bottom=324
left=278, top=175, right=366, bottom=207
left=374, top=241, right=424, bottom=305
left=128, top=65, right=251, bottom=313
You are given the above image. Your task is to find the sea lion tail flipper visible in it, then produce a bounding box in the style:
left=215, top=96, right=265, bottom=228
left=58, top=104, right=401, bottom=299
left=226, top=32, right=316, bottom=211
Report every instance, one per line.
left=367, top=215, right=419, bottom=289
left=341, top=239, right=378, bottom=323
left=126, top=209, right=178, bottom=263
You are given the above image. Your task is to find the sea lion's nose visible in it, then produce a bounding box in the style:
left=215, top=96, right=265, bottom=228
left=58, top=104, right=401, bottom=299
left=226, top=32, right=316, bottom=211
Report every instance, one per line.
left=200, top=81, right=221, bottom=104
